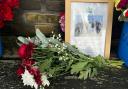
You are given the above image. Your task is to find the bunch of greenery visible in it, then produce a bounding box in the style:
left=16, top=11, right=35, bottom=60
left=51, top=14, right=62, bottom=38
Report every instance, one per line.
left=18, top=29, right=109, bottom=80
left=33, top=29, right=109, bottom=79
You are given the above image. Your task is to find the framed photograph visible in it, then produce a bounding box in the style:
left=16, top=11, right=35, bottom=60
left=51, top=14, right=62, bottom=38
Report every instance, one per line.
left=65, top=0, right=114, bottom=58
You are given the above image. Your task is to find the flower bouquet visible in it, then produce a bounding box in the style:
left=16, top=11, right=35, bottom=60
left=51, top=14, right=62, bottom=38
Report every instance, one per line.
left=115, top=0, right=128, bottom=21
left=0, top=0, right=19, bottom=28
left=17, top=29, right=108, bottom=89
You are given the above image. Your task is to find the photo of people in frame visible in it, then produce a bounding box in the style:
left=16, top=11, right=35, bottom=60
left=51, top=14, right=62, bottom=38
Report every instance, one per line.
left=70, top=2, right=108, bottom=57
left=73, top=3, right=105, bottom=37
left=74, top=14, right=103, bottom=37
left=88, top=15, right=103, bottom=34
left=74, top=14, right=83, bottom=36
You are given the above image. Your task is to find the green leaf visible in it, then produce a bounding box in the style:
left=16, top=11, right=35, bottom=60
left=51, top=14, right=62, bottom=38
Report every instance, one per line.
left=48, top=68, right=56, bottom=76
left=39, top=59, right=52, bottom=72
left=65, top=60, right=74, bottom=71
left=30, top=36, right=40, bottom=45
left=65, top=43, right=79, bottom=53
left=17, top=36, right=29, bottom=44
left=79, top=71, right=88, bottom=80
left=48, top=66, right=64, bottom=76
left=48, top=38, right=62, bottom=45
left=87, top=68, right=91, bottom=77
left=91, top=68, right=97, bottom=77
left=93, top=56, right=104, bottom=68
left=36, top=29, right=49, bottom=48
left=71, top=62, right=88, bottom=74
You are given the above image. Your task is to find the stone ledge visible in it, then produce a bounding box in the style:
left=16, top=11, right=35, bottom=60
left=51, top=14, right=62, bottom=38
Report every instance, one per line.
left=23, top=12, right=59, bottom=24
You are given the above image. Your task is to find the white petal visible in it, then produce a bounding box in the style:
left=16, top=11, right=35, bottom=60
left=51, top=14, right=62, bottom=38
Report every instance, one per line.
left=21, top=69, right=38, bottom=89
left=41, top=75, right=50, bottom=86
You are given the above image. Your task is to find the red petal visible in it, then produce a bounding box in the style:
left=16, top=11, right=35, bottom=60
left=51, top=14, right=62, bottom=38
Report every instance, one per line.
left=16, top=66, right=25, bottom=76
left=1, top=0, right=20, bottom=8
left=28, top=67, right=42, bottom=85
left=22, top=59, right=35, bottom=67
left=18, top=44, right=28, bottom=59
left=0, top=4, right=14, bottom=21
left=18, top=42, right=34, bottom=59
left=4, top=6, right=14, bottom=21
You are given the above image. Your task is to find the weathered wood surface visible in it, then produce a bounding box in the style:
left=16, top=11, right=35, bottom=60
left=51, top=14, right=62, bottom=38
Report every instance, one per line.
left=0, top=60, right=128, bottom=89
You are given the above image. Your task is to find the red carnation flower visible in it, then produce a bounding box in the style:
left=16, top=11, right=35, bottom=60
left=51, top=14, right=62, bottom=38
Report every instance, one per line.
left=3, top=4, right=14, bottom=21
left=28, top=67, right=42, bottom=86
left=18, top=44, right=28, bottom=59
left=0, top=0, right=19, bottom=28
left=22, top=59, right=35, bottom=67
left=16, top=65, right=25, bottom=76
left=35, top=73, right=42, bottom=86
left=1, top=0, right=20, bottom=8
left=18, top=42, right=34, bottom=59
left=0, top=3, right=14, bottom=21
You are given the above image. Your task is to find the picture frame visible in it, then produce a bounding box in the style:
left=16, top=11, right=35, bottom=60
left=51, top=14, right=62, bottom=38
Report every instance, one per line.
left=65, top=0, right=114, bottom=58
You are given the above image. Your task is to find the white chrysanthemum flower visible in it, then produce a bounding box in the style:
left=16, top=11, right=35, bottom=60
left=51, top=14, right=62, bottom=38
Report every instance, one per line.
left=41, top=75, right=50, bottom=86
left=21, top=69, right=38, bottom=89
left=58, top=34, right=61, bottom=38
left=52, top=35, right=55, bottom=39
left=56, top=37, right=59, bottom=40
left=55, top=44, right=59, bottom=48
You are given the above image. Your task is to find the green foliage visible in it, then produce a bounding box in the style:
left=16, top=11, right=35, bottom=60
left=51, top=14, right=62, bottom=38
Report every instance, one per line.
left=70, top=55, right=107, bottom=79
left=17, top=36, right=29, bottom=44
left=71, top=62, right=88, bottom=74
left=39, top=58, right=52, bottom=72
left=36, top=29, right=49, bottom=48
left=19, top=29, right=109, bottom=80
left=109, top=60, right=124, bottom=69
left=33, top=29, right=108, bottom=80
